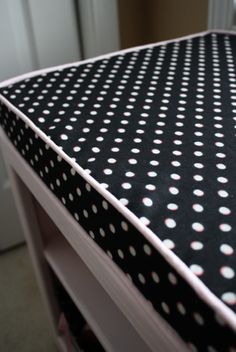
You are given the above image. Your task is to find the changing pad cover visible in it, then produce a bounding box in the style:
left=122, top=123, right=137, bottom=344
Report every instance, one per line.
left=0, top=31, right=236, bottom=351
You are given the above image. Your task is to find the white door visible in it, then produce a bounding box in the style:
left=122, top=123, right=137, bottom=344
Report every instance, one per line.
left=0, top=0, right=82, bottom=250
left=0, top=0, right=120, bottom=250
left=208, top=0, right=236, bottom=30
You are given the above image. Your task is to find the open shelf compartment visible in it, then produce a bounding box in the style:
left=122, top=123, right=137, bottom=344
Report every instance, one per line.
left=34, top=199, right=149, bottom=352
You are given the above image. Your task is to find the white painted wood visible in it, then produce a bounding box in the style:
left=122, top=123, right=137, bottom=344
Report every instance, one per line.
left=0, top=128, right=188, bottom=352
left=0, top=178, right=24, bottom=251
left=208, top=0, right=235, bottom=29
left=78, top=0, right=120, bottom=58
left=1, top=163, right=72, bottom=352
left=0, top=0, right=26, bottom=247
left=57, top=336, right=79, bottom=352
left=27, top=0, right=81, bottom=68
left=1, top=164, right=60, bottom=337
left=45, top=233, right=150, bottom=352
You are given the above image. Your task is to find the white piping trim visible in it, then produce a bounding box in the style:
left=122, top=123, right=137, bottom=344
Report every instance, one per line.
left=0, top=30, right=236, bottom=330
left=210, top=29, right=236, bottom=35
left=3, top=29, right=236, bottom=89
left=0, top=30, right=212, bottom=88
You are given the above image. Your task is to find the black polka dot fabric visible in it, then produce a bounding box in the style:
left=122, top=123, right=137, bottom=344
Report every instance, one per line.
left=0, top=31, right=236, bottom=351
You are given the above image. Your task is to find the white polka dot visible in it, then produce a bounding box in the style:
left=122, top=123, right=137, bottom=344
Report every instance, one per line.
left=216, top=163, right=226, bottom=170
left=170, top=173, right=181, bottom=180
left=131, top=148, right=140, bottom=153
left=108, top=224, right=115, bottom=234
left=92, top=147, right=100, bottom=153
left=143, top=197, right=153, bottom=207
left=129, top=246, right=136, bottom=256
left=118, top=249, right=124, bottom=259
left=171, top=160, right=181, bottom=167
left=102, top=200, right=108, bottom=210
left=120, top=198, right=129, bottom=206
left=169, top=187, right=179, bottom=195
left=143, top=244, right=152, bottom=255
left=219, top=223, right=232, bottom=232
left=60, top=134, right=68, bottom=140
left=76, top=187, right=81, bottom=196
left=128, top=158, right=137, bottom=164
left=218, top=190, right=228, bottom=198
left=219, top=206, right=231, bottom=215
left=121, top=221, right=129, bottom=231
left=99, top=228, right=106, bottom=237
left=167, top=203, right=178, bottom=210
left=145, top=184, right=156, bottom=191
left=125, top=171, right=135, bottom=177
left=194, top=162, right=204, bottom=169
left=104, top=168, right=113, bottom=175
left=217, top=176, right=228, bottom=184
left=152, top=148, right=160, bottom=154
left=151, top=271, right=160, bottom=283
left=192, top=204, right=204, bottom=212
left=148, top=171, right=157, bottom=177
left=140, top=217, right=150, bottom=226
left=193, top=174, right=203, bottom=182
left=92, top=204, right=97, bottom=213
left=220, top=266, right=235, bottom=279
left=138, top=273, right=146, bottom=284
left=191, top=241, right=204, bottom=250
left=108, top=158, right=116, bottom=164
left=107, top=250, right=113, bottom=259
left=220, top=244, right=234, bottom=255
left=207, top=346, right=217, bottom=352
left=221, top=292, right=236, bottom=305
left=150, top=160, right=159, bottom=166
left=190, top=264, right=204, bottom=276
left=163, top=239, right=175, bottom=249
left=177, top=302, right=186, bottom=315
left=85, top=183, right=91, bottom=192
left=193, top=189, right=204, bottom=197
left=193, top=312, right=205, bottom=326
left=161, top=302, right=170, bottom=314
left=122, top=182, right=132, bottom=189
left=165, top=218, right=176, bottom=228
left=168, top=272, right=178, bottom=285
left=192, top=222, right=204, bottom=232
left=83, top=209, right=88, bottom=218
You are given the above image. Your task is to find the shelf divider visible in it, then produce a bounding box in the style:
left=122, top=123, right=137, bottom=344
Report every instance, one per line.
left=44, top=232, right=150, bottom=352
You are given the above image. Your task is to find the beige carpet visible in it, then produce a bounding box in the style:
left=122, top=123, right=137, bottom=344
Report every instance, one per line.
left=0, top=245, right=57, bottom=352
